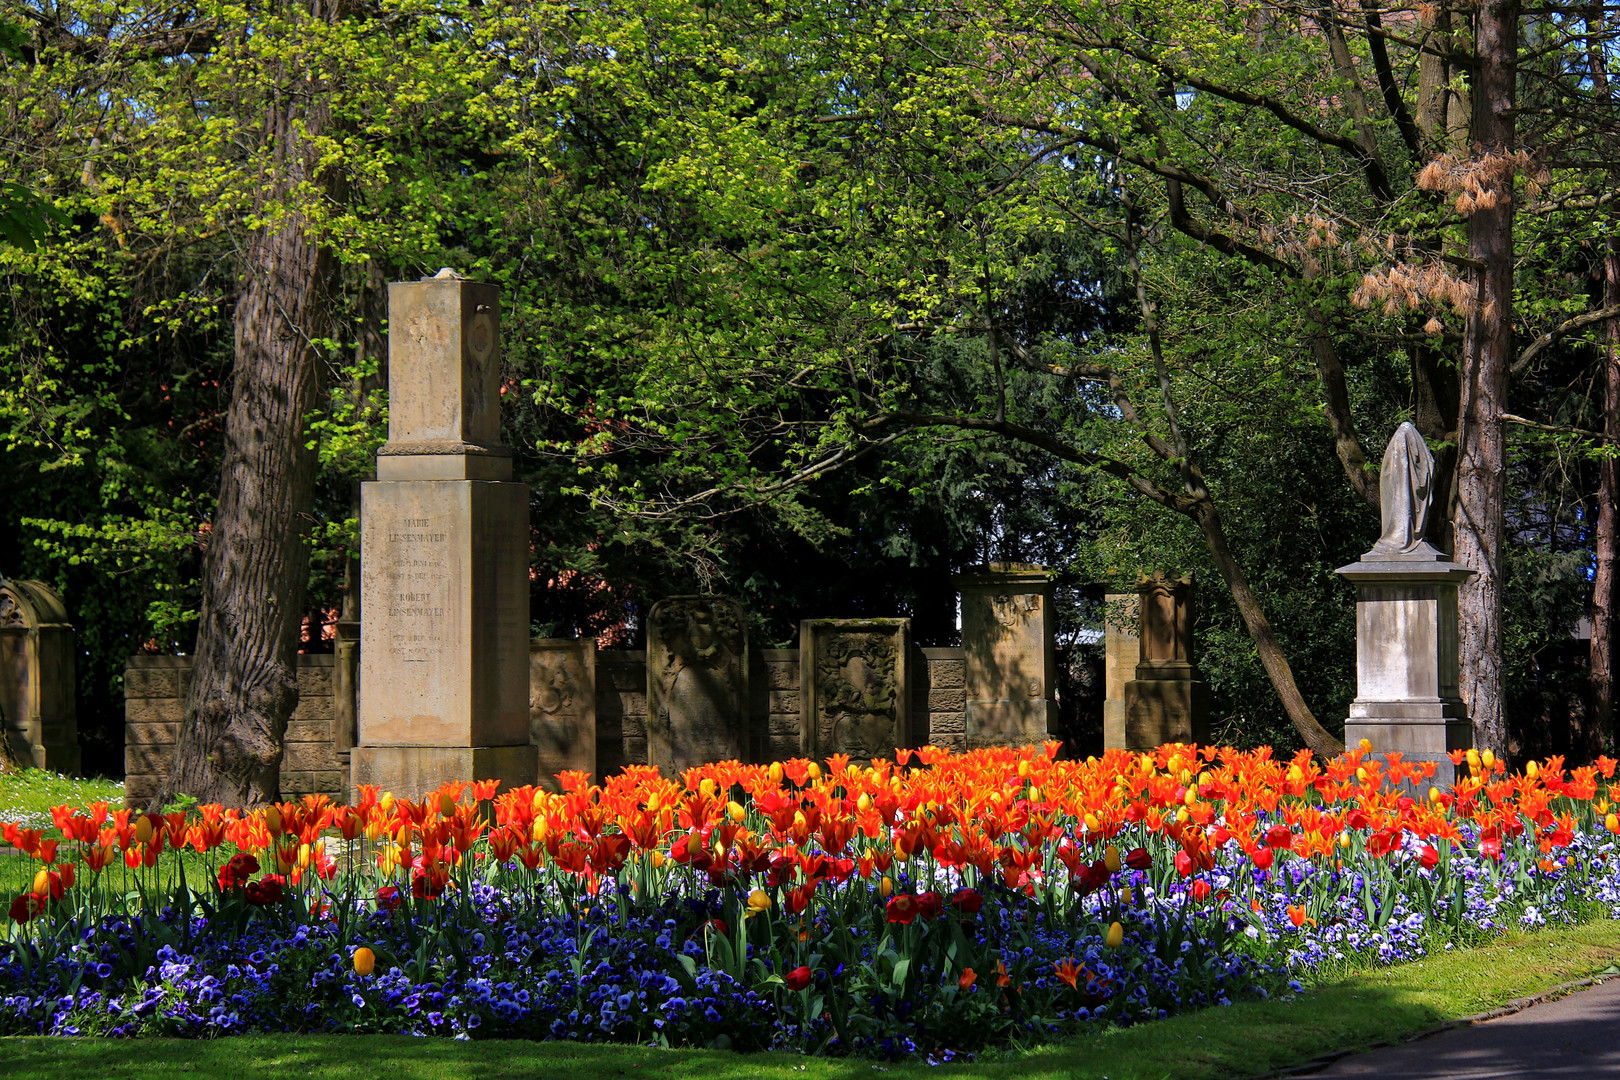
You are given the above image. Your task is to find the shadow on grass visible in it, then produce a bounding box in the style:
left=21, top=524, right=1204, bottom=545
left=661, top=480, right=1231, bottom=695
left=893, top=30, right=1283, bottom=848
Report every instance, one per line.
left=6, top=919, right=1620, bottom=1080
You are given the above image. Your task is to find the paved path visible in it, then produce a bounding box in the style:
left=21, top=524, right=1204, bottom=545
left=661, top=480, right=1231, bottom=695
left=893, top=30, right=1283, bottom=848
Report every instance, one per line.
left=1309, top=975, right=1620, bottom=1078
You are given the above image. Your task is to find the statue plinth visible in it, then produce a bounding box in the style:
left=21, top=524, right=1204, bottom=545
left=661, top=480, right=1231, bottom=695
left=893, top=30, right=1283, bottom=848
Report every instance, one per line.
left=1337, top=548, right=1474, bottom=785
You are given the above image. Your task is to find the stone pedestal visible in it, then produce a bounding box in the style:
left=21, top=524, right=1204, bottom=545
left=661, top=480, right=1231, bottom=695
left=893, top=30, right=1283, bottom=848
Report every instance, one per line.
left=530, top=638, right=596, bottom=790
left=800, top=618, right=911, bottom=764
left=647, top=596, right=748, bottom=775
left=955, top=564, right=1057, bottom=748
left=1336, top=548, right=1473, bottom=784
left=0, top=578, right=79, bottom=773
left=1102, top=591, right=1139, bottom=751
left=353, top=271, right=535, bottom=800
left=1123, top=572, right=1209, bottom=749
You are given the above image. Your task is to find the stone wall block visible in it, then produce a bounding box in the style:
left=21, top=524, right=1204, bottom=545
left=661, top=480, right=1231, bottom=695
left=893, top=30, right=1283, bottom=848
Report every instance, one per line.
left=125, top=722, right=178, bottom=746
left=291, top=695, right=334, bottom=721
left=285, top=719, right=333, bottom=743
left=284, top=742, right=339, bottom=772
left=125, top=744, right=172, bottom=775
left=768, top=690, right=799, bottom=715
left=927, top=688, right=966, bottom=712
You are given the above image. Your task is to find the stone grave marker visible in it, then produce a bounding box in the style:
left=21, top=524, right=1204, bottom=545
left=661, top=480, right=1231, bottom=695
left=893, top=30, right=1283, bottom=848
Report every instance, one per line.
left=1336, top=422, right=1472, bottom=783
left=646, top=596, right=748, bottom=775
left=800, top=618, right=911, bottom=763
left=1123, top=572, right=1209, bottom=749
left=530, top=638, right=597, bottom=790
left=0, top=577, right=79, bottom=773
left=1102, top=590, right=1140, bottom=750
left=955, top=563, right=1058, bottom=747
left=351, top=270, right=535, bottom=799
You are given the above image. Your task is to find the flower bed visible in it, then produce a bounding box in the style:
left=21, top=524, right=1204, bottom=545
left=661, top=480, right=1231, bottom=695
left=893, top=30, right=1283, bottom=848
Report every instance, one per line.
left=3, top=743, right=1618, bottom=1058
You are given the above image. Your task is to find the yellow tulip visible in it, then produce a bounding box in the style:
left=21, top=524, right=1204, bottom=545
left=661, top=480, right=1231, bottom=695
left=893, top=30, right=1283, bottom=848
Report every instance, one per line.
left=379, top=792, right=395, bottom=815
left=1526, top=760, right=1540, bottom=780
left=1027, top=786, right=1043, bottom=803
left=807, top=763, right=822, bottom=780
left=1184, top=786, right=1197, bottom=807
left=746, top=888, right=771, bottom=913
left=1018, top=760, right=1032, bottom=778
left=1176, top=807, right=1190, bottom=824
left=1118, top=887, right=1134, bottom=905
left=32, top=868, right=50, bottom=897
left=879, top=875, right=894, bottom=898
left=352, top=946, right=376, bottom=977
left=699, top=778, right=717, bottom=799
left=1105, top=921, right=1124, bottom=949
left=1339, top=831, right=1353, bottom=850
left=1356, top=767, right=1368, bottom=783
left=651, top=851, right=666, bottom=869
left=1358, top=738, right=1373, bottom=752
left=532, top=790, right=547, bottom=813
left=1482, top=749, right=1496, bottom=770
left=1606, top=812, right=1618, bottom=834
left=439, top=792, right=456, bottom=817
left=769, top=762, right=784, bottom=784
left=263, top=806, right=281, bottom=835
left=364, top=821, right=382, bottom=843
left=1103, top=846, right=1121, bottom=874
left=1429, top=786, right=1443, bottom=804
left=857, top=793, right=872, bottom=814
left=134, top=816, right=155, bottom=845
left=1083, top=813, right=1101, bottom=834
left=727, top=801, right=746, bottom=823
left=298, top=843, right=312, bottom=870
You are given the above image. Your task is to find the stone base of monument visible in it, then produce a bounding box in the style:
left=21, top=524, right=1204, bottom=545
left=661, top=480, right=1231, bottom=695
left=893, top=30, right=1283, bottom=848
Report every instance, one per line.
left=1337, top=547, right=1473, bottom=789
left=351, top=744, right=535, bottom=799
left=1124, top=661, right=1210, bottom=750
left=965, top=700, right=1057, bottom=748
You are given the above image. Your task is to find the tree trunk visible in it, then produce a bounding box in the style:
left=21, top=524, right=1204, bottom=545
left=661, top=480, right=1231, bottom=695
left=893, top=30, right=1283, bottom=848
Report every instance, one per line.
left=159, top=24, right=340, bottom=807
left=1193, top=500, right=1346, bottom=759
left=1454, top=0, right=1517, bottom=757
left=1589, top=235, right=1620, bottom=760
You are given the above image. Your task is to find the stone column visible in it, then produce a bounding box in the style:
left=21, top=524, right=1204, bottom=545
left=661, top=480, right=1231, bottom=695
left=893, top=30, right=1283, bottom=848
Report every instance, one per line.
left=1102, top=590, right=1139, bottom=750
left=351, top=270, right=535, bottom=799
left=1123, top=572, right=1209, bottom=749
left=955, top=563, right=1057, bottom=748
left=1336, top=555, right=1473, bottom=784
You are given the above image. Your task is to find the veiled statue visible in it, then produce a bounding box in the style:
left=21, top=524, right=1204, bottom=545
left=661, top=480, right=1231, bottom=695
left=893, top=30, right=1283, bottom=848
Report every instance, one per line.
left=1372, top=421, right=1437, bottom=556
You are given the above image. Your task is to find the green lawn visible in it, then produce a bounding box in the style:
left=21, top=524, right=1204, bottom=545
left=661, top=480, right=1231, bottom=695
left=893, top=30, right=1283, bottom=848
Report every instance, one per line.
left=4, top=917, right=1619, bottom=1079
left=0, top=769, right=124, bottom=832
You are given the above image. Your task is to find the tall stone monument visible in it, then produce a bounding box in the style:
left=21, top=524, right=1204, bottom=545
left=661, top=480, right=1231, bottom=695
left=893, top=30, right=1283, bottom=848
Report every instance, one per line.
left=1337, top=422, right=1472, bottom=783
left=530, top=638, right=596, bottom=790
left=1102, top=590, right=1140, bottom=750
left=0, top=578, right=79, bottom=773
left=955, top=563, right=1057, bottom=748
left=1123, top=572, right=1209, bottom=749
left=351, top=270, right=535, bottom=799
left=800, top=618, right=911, bottom=764
left=646, top=596, right=748, bottom=775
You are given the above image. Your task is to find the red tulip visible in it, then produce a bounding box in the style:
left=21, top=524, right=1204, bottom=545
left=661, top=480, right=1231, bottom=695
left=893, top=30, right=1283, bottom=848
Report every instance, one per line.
left=1265, top=824, right=1295, bottom=849
left=950, top=887, right=983, bottom=915
left=784, top=965, right=812, bottom=991
left=916, top=891, right=944, bottom=919
left=1174, top=850, right=1193, bottom=878
left=1124, top=847, right=1152, bottom=870
left=885, top=894, right=919, bottom=924
left=244, top=875, right=283, bottom=906
left=8, top=892, right=45, bottom=923
left=1419, top=844, right=1439, bottom=870
left=1252, top=847, right=1275, bottom=871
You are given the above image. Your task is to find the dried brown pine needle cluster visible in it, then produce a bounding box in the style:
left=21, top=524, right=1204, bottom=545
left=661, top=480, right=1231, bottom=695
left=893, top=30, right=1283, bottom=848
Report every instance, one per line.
left=1415, top=150, right=1547, bottom=214
left=1351, top=261, right=1475, bottom=331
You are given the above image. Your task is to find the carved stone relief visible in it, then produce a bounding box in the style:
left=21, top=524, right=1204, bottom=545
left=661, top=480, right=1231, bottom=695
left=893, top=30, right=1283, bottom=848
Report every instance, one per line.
left=647, top=596, right=748, bottom=775
left=801, top=619, right=910, bottom=764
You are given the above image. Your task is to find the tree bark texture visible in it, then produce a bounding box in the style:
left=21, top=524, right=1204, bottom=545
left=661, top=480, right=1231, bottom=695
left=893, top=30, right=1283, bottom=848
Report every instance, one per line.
left=1589, top=235, right=1620, bottom=759
left=1454, top=0, right=1517, bottom=757
left=161, top=25, right=340, bottom=807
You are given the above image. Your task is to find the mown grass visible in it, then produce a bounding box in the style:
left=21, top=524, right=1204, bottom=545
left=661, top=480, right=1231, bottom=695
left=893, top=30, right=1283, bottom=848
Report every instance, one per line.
left=0, top=770, right=124, bottom=832
left=3, top=917, right=1619, bottom=1079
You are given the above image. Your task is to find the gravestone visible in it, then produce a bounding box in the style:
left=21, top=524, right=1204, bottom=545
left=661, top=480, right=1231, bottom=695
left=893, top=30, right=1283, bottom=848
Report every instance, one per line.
left=800, top=618, right=911, bottom=763
left=955, top=563, right=1057, bottom=747
left=1123, top=572, right=1209, bottom=749
left=530, top=638, right=597, bottom=790
left=1337, top=422, right=1472, bottom=783
left=646, top=596, right=748, bottom=775
left=1102, top=590, right=1140, bottom=750
left=0, top=578, right=79, bottom=773
left=351, top=270, right=535, bottom=799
